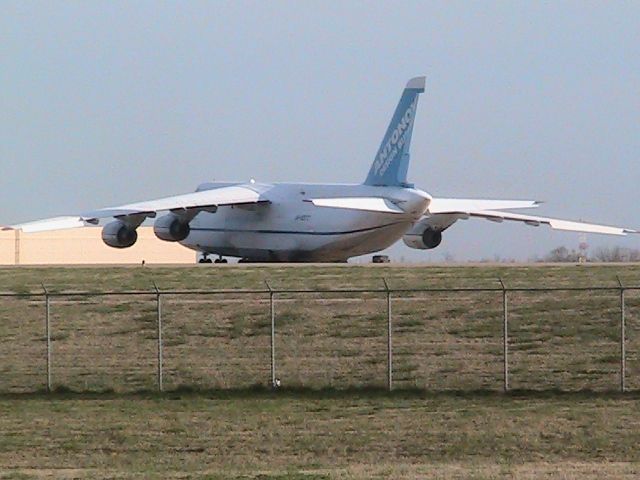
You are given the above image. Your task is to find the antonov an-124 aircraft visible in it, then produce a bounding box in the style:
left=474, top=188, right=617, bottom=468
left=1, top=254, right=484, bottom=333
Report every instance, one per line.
left=5, top=76, right=638, bottom=262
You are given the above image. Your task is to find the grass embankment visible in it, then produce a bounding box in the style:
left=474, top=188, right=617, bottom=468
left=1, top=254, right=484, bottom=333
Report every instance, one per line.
left=1, top=264, right=639, bottom=393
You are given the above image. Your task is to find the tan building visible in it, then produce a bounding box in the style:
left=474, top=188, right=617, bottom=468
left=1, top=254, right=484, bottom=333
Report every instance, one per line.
left=0, top=227, right=196, bottom=265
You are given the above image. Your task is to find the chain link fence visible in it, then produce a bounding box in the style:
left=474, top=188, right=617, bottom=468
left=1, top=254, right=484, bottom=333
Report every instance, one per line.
left=1, top=281, right=638, bottom=393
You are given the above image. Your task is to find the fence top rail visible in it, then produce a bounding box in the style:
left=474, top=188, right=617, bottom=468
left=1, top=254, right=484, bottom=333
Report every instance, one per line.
left=0, top=285, right=639, bottom=297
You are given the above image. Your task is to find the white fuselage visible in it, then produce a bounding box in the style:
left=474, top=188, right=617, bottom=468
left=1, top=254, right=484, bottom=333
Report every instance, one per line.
left=180, top=183, right=431, bottom=261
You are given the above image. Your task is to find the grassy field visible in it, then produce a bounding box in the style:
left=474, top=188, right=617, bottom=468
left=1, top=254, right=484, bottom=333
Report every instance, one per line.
left=2, top=390, right=640, bottom=479
left=1, top=264, right=640, bottom=478
left=1, top=264, right=640, bottom=393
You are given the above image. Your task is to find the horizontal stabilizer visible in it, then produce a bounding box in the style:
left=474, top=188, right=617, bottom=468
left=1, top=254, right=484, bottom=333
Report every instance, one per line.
left=308, top=197, right=404, bottom=214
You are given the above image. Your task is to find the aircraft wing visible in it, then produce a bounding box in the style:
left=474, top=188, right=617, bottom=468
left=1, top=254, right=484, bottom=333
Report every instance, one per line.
left=4, top=183, right=272, bottom=233
left=463, top=210, right=639, bottom=236
left=3, top=216, right=90, bottom=233
left=423, top=197, right=638, bottom=236
left=428, top=198, right=541, bottom=213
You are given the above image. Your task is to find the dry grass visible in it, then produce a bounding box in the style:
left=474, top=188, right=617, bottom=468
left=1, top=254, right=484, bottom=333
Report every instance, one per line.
left=1, top=264, right=639, bottom=393
left=1, top=264, right=640, bottom=478
left=1, top=390, right=640, bottom=478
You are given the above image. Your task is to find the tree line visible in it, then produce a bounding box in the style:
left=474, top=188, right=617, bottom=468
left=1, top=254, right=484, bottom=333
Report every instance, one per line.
left=543, top=246, right=640, bottom=263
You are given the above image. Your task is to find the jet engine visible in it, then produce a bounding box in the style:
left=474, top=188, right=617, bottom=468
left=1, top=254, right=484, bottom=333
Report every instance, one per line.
left=153, top=213, right=190, bottom=242
left=102, top=220, right=138, bottom=248
left=402, top=226, right=442, bottom=250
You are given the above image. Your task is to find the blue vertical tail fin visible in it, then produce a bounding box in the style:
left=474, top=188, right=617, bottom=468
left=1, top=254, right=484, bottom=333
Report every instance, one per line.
left=364, top=76, right=425, bottom=187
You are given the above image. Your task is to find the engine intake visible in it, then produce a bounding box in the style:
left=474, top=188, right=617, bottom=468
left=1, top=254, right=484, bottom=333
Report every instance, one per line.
left=154, top=214, right=191, bottom=242
left=402, top=227, right=442, bottom=250
left=421, top=228, right=442, bottom=249
left=102, top=220, right=138, bottom=248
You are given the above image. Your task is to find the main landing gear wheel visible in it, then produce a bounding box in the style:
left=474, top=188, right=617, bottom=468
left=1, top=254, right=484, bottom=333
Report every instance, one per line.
left=198, top=254, right=213, bottom=264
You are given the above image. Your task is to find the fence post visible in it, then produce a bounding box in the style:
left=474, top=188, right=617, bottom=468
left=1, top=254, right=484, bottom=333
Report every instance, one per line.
left=265, top=281, right=276, bottom=388
left=617, top=276, right=626, bottom=393
left=42, top=284, right=52, bottom=393
left=383, top=278, right=392, bottom=392
left=153, top=282, right=163, bottom=392
left=499, top=279, right=509, bottom=392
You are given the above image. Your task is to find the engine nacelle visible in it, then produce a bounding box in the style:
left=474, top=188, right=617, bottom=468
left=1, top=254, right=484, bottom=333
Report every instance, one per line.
left=403, top=227, right=443, bottom=250
left=153, top=214, right=190, bottom=242
left=102, top=220, right=138, bottom=249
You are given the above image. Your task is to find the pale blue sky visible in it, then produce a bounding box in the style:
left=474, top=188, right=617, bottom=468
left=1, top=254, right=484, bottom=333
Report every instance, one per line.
left=1, top=1, right=638, bottom=261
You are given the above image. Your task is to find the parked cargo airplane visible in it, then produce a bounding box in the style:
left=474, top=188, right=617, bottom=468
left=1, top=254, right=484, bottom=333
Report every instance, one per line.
left=5, top=77, right=638, bottom=262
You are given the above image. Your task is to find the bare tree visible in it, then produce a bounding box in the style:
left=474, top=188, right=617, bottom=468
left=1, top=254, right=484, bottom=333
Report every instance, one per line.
left=543, top=246, right=581, bottom=263
left=593, top=246, right=640, bottom=262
